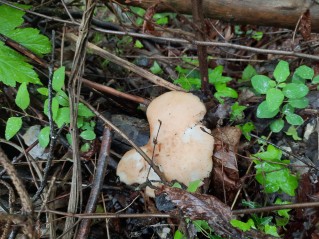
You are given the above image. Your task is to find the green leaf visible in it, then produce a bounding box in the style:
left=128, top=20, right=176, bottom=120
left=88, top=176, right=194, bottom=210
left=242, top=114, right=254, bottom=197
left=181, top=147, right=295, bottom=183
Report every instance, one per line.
left=38, top=126, right=50, bottom=148
left=288, top=97, right=309, bottom=109
left=150, top=61, right=163, bottom=74
left=230, top=102, right=247, bottom=121
left=208, top=65, right=224, bottom=84
left=0, top=4, right=25, bottom=34
left=172, top=182, right=182, bottom=189
left=80, top=143, right=90, bottom=152
left=214, top=83, right=238, bottom=102
left=134, top=40, right=143, bottom=48
left=44, top=97, right=59, bottom=120
left=155, top=16, right=168, bottom=25
left=55, top=107, right=70, bottom=128
left=80, top=130, right=96, bottom=140
left=5, top=117, right=22, bottom=140
left=312, top=75, right=319, bottom=84
left=282, top=83, right=309, bottom=99
left=251, top=75, right=275, bottom=94
left=37, top=87, right=48, bottom=96
left=0, top=43, right=41, bottom=86
left=285, top=113, right=304, bottom=125
left=78, top=103, right=94, bottom=117
left=275, top=198, right=291, bottom=219
left=174, top=230, right=185, bottom=239
left=256, top=101, right=279, bottom=118
left=52, top=66, right=65, bottom=92
left=282, top=103, right=294, bottom=115
left=295, top=65, right=314, bottom=80
left=187, top=180, right=202, bottom=193
left=274, top=60, right=290, bottom=83
left=230, top=219, right=255, bottom=232
left=237, top=122, right=255, bottom=141
left=55, top=90, right=69, bottom=107
left=252, top=31, right=263, bottom=41
left=270, top=119, right=284, bottom=133
left=285, top=125, right=302, bottom=140
left=264, top=224, right=279, bottom=237
left=253, top=145, right=282, bottom=161
left=266, top=88, right=284, bottom=112
left=7, top=28, right=51, bottom=55
left=242, top=64, right=257, bottom=81
left=174, top=77, right=201, bottom=90
left=15, top=82, right=30, bottom=110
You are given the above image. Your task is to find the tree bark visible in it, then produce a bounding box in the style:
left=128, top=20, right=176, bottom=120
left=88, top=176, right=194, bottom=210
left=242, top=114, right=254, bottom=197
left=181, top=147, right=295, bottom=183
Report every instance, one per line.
left=114, top=0, right=319, bottom=33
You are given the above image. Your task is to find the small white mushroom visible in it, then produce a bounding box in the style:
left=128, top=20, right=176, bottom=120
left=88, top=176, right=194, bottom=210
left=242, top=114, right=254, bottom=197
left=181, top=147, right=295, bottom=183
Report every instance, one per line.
left=116, top=91, right=215, bottom=197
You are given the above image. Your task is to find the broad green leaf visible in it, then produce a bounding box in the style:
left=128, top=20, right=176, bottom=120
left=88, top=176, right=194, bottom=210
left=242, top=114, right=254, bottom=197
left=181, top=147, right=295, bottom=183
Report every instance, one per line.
left=55, top=90, right=69, bottom=107
left=295, top=65, right=314, bottom=80
left=251, top=75, right=275, bottom=94
left=288, top=97, right=309, bottom=109
left=252, top=31, right=263, bottom=41
left=174, top=77, right=201, bottom=90
left=237, top=122, right=255, bottom=141
left=55, top=107, right=70, bottom=128
left=256, top=101, right=279, bottom=118
left=270, top=119, right=284, bottom=133
left=5, top=117, right=22, bottom=140
left=0, top=43, right=41, bottom=86
left=80, top=143, right=90, bottom=152
left=7, top=28, right=51, bottom=55
left=78, top=103, right=95, bottom=117
left=172, top=182, right=182, bottom=189
left=37, top=87, right=48, bottom=96
left=174, top=230, right=185, bottom=239
left=15, top=82, right=30, bottom=110
left=253, top=145, right=282, bottom=161
left=208, top=65, right=223, bottom=84
left=38, top=126, right=50, bottom=148
left=292, top=73, right=305, bottom=84
left=155, top=16, right=168, bottom=25
left=277, top=83, right=286, bottom=88
left=282, top=83, right=309, bottom=99
left=150, top=61, right=163, bottom=74
left=242, top=64, right=257, bottom=81
left=274, top=60, right=290, bottom=83
left=266, top=88, right=284, bottom=112
left=312, top=75, right=319, bottom=84
left=282, top=103, right=294, bottom=115
left=275, top=198, right=291, bottom=219
left=80, top=130, right=96, bottom=140
left=44, top=97, right=59, bottom=120
left=52, top=66, right=65, bottom=92
left=285, top=113, right=304, bottom=125
left=214, top=84, right=238, bottom=100
left=0, top=4, right=25, bottom=34
left=285, top=125, right=302, bottom=140
left=264, top=224, right=279, bottom=237
left=187, top=180, right=202, bottom=193
left=134, top=40, right=143, bottom=48
left=230, top=219, right=255, bottom=232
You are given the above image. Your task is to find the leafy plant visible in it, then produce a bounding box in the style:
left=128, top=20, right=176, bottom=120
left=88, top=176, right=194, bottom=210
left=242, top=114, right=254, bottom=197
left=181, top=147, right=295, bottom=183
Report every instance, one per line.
left=252, top=144, right=298, bottom=196
left=252, top=60, right=316, bottom=134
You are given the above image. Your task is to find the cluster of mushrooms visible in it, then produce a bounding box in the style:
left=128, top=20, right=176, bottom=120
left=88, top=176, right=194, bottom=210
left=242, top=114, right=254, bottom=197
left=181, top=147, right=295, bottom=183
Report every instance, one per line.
left=116, top=91, right=215, bottom=197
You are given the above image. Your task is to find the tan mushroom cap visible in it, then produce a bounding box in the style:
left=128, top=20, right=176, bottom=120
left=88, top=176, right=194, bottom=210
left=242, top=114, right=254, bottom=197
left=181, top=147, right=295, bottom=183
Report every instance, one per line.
left=116, top=91, right=215, bottom=197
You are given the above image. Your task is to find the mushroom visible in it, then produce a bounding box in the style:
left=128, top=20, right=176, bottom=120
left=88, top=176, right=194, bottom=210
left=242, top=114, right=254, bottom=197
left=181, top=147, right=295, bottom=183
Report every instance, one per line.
left=116, top=91, right=215, bottom=197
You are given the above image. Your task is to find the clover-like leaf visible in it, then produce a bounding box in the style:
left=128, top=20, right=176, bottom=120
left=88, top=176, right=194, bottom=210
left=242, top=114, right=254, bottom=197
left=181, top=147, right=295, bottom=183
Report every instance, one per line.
left=15, top=82, right=30, bottom=110
left=38, top=126, right=50, bottom=148
left=285, top=113, right=304, bottom=126
left=256, top=101, right=279, bottom=118
left=282, top=83, right=309, bottom=99
left=266, top=88, right=284, bottom=112
left=251, top=75, right=275, bottom=94
left=295, top=65, right=314, bottom=80
left=270, top=119, right=284, bottom=133
left=274, top=60, right=290, bottom=83
left=5, top=117, right=22, bottom=140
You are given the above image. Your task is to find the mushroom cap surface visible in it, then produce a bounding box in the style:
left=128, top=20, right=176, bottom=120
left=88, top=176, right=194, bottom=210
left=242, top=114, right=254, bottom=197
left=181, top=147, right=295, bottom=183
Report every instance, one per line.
left=116, top=91, right=214, bottom=197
